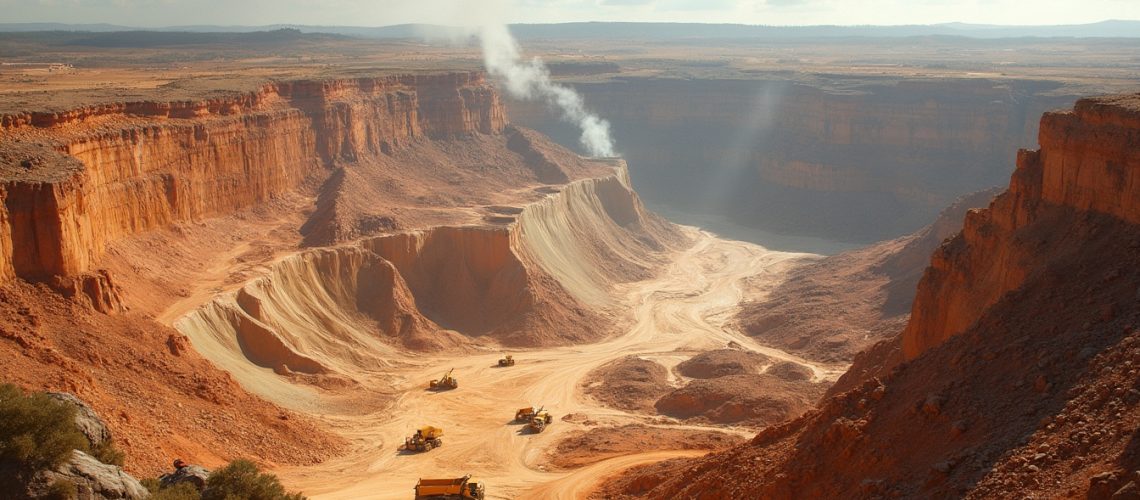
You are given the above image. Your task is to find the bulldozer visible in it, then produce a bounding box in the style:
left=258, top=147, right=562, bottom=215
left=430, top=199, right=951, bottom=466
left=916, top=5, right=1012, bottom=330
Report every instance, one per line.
left=527, top=407, right=553, bottom=433
left=402, top=426, right=443, bottom=452
left=498, top=354, right=515, bottom=367
left=414, top=474, right=485, bottom=499
left=429, top=368, right=458, bottom=390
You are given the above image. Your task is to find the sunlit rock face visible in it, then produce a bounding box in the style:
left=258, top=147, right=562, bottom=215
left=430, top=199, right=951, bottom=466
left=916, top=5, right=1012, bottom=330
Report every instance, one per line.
left=0, top=72, right=505, bottom=280
left=509, top=77, right=1074, bottom=243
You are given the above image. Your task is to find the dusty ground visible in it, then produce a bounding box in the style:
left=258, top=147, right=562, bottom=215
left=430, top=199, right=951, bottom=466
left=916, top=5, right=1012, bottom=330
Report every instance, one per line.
left=546, top=425, right=744, bottom=469
left=263, top=229, right=842, bottom=499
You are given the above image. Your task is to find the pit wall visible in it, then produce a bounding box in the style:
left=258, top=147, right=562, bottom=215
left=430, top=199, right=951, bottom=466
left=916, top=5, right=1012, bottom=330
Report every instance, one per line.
left=902, top=94, right=1140, bottom=359
left=508, top=77, right=1075, bottom=242
left=0, top=72, right=507, bottom=281
left=175, top=163, right=678, bottom=389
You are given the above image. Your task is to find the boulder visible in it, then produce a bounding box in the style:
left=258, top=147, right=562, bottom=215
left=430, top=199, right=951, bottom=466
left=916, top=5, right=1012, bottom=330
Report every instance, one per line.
left=160, top=464, right=210, bottom=491
left=29, top=450, right=147, bottom=500
left=45, top=392, right=111, bottom=448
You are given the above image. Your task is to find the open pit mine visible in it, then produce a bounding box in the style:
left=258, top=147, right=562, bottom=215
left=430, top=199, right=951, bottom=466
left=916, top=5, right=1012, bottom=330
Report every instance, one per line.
left=2, top=32, right=1140, bottom=500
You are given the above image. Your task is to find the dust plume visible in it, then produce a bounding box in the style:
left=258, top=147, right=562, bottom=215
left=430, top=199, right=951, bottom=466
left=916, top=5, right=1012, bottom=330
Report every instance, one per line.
left=478, top=23, right=616, bottom=157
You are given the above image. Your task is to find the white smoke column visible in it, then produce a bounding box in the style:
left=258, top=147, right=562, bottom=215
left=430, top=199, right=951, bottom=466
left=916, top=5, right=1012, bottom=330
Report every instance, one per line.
left=479, top=23, right=615, bottom=157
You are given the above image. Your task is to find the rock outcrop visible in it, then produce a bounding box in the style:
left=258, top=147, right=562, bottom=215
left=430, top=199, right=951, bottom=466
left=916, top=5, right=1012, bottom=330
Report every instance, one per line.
left=44, top=392, right=113, bottom=449
left=903, top=94, right=1140, bottom=359
left=29, top=450, right=148, bottom=500
left=601, top=93, right=1140, bottom=499
left=159, top=464, right=209, bottom=492
left=0, top=72, right=506, bottom=283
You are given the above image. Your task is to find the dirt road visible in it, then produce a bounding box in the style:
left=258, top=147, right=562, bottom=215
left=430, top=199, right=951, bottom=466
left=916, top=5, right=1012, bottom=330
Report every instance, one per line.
left=274, top=229, right=842, bottom=499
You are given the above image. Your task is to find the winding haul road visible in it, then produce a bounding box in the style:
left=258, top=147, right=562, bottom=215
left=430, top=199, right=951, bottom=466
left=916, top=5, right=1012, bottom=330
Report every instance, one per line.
left=275, top=229, right=842, bottom=499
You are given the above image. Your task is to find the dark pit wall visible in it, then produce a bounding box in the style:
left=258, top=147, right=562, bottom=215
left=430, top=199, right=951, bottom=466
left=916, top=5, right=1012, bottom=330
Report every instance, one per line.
left=507, top=76, right=1075, bottom=249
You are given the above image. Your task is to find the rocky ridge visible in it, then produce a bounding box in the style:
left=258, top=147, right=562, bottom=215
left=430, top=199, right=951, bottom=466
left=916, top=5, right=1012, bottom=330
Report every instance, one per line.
left=599, top=93, right=1140, bottom=499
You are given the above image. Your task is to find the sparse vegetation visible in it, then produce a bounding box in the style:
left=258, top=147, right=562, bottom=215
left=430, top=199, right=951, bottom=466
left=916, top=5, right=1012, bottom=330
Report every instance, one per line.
left=142, top=477, right=202, bottom=500
left=89, top=440, right=126, bottom=467
left=202, top=459, right=305, bottom=500
left=43, top=479, right=77, bottom=500
left=0, top=384, right=87, bottom=478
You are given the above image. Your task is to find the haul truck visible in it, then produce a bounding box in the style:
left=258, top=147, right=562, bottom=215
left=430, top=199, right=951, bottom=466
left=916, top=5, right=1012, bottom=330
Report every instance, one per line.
left=402, top=426, right=443, bottom=452
left=414, top=475, right=485, bottom=499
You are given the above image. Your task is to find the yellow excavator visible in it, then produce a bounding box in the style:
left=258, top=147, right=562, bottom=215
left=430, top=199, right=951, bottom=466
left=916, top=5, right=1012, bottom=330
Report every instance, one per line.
left=429, top=368, right=458, bottom=390
left=402, top=426, right=443, bottom=452
left=414, top=474, right=485, bottom=499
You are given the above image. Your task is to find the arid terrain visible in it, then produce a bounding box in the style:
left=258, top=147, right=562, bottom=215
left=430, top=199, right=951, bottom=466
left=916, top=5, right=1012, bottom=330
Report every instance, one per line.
left=1, top=25, right=1139, bottom=500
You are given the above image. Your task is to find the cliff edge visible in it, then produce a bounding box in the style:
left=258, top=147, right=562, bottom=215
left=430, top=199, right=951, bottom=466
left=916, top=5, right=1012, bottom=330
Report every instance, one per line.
left=601, top=93, right=1140, bottom=499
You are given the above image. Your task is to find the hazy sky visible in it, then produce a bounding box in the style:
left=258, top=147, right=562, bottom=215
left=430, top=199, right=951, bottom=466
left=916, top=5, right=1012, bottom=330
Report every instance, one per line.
left=2, top=0, right=1137, bottom=27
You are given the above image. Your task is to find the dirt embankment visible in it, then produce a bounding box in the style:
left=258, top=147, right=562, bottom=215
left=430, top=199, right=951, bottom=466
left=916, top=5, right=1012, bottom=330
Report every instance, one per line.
left=584, top=349, right=825, bottom=428
left=582, top=357, right=673, bottom=414
left=547, top=425, right=743, bottom=469
left=675, top=349, right=769, bottom=379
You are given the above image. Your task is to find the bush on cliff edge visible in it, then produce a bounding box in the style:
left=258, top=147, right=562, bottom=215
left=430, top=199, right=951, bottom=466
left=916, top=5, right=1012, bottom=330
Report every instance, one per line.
left=0, top=384, right=89, bottom=490
left=0, top=384, right=88, bottom=470
left=202, top=459, right=305, bottom=500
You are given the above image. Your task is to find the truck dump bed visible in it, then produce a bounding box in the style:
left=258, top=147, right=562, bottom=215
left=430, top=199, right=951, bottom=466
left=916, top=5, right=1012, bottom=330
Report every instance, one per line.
left=415, top=476, right=468, bottom=496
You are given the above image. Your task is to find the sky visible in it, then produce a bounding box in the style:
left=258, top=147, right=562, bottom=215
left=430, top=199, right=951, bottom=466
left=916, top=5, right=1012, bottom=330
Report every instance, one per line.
left=1, top=0, right=1137, bottom=27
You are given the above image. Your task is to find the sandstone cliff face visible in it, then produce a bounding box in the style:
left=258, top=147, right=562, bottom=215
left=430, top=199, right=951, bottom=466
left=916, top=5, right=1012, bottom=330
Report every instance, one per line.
left=0, top=72, right=507, bottom=281
left=903, top=94, right=1140, bottom=359
left=509, top=77, right=1073, bottom=242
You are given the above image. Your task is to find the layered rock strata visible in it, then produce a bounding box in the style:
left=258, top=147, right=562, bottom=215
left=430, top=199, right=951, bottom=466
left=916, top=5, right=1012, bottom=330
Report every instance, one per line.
left=509, top=77, right=1074, bottom=242
left=175, top=162, right=679, bottom=399
left=0, top=72, right=506, bottom=282
left=903, top=94, right=1140, bottom=359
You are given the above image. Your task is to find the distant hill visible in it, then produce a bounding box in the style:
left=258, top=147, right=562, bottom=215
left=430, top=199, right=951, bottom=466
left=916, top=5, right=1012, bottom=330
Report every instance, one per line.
left=0, top=28, right=345, bottom=47
left=0, top=20, right=1137, bottom=39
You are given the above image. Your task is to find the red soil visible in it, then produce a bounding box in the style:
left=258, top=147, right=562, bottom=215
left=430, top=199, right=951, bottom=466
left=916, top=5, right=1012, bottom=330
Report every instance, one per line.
left=0, top=280, right=345, bottom=478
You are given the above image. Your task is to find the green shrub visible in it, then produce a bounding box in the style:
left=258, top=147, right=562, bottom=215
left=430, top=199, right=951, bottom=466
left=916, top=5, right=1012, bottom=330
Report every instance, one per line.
left=0, top=384, right=87, bottom=474
left=43, top=479, right=77, bottom=500
left=202, top=459, right=304, bottom=500
left=89, top=440, right=125, bottom=467
left=141, top=477, right=202, bottom=500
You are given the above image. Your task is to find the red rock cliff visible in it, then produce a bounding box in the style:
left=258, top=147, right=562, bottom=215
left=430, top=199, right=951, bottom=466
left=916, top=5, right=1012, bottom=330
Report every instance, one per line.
left=903, top=94, right=1140, bottom=359
left=0, top=72, right=507, bottom=281
left=602, top=92, right=1140, bottom=500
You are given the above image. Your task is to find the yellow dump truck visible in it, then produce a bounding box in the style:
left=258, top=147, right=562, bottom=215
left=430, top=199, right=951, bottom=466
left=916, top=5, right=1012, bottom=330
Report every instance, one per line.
left=514, top=406, right=536, bottom=422
left=528, top=408, right=553, bottom=433
left=403, top=426, right=443, bottom=452
left=414, top=475, right=485, bottom=499
left=429, top=368, right=458, bottom=390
